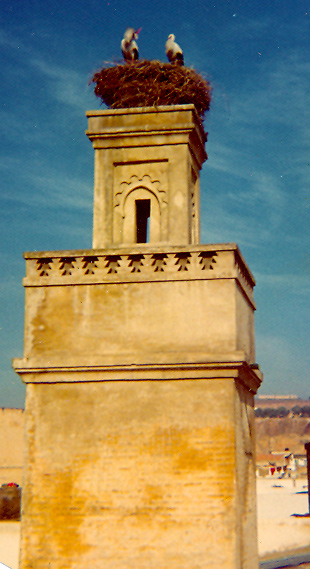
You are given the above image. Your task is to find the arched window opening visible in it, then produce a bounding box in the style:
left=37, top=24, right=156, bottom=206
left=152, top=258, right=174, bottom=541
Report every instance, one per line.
left=122, top=188, right=160, bottom=244
left=136, top=199, right=151, bottom=243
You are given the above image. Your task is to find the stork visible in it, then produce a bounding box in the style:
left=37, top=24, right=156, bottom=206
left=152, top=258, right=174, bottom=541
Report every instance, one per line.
left=165, top=34, right=184, bottom=65
left=121, top=27, right=141, bottom=61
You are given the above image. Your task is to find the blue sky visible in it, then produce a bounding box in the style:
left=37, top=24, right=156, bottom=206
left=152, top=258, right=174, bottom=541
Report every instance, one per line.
left=1, top=0, right=309, bottom=407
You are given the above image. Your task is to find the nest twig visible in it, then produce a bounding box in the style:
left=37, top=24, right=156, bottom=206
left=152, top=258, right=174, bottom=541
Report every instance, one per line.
left=91, top=60, right=212, bottom=117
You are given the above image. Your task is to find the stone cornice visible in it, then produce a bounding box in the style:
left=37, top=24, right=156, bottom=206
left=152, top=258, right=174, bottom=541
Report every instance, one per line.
left=22, top=243, right=255, bottom=308
left=13, top=358, right=262, bottom=393
left=86, top=105, right=207, bottom=164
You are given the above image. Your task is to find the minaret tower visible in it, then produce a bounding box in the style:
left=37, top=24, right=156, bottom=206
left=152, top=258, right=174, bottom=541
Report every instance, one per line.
left=14, top=104, right=262, bottom=569
left=87, top=105, right=205, bottom=248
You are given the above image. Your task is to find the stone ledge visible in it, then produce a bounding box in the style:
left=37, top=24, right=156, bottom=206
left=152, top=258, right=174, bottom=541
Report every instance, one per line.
left=13, top=359, right=262, bottom=393
left=86, top=104, right=207, bottom=162
left=85, top=104, right=205, bottom=140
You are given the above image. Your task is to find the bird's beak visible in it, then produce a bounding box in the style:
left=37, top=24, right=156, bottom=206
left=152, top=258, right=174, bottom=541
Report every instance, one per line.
left=135, top=27, right=142, bottom=36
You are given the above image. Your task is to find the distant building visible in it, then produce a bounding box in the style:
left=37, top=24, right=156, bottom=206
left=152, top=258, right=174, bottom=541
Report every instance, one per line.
left=257, top=395, right=299, bottom=400
left=255, top=395, right=308, bottom=411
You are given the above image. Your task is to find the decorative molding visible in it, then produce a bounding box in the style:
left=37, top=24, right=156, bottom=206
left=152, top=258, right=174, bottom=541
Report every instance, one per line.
left=114, top=174, right=167, bottom=216
left=31, top=250, right=217, bottom=279
left=23, top=245, right=255, bottom=308
left=13, top=359, right=263, bottom=393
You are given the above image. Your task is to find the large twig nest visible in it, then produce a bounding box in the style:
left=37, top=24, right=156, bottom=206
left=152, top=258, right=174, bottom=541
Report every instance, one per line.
left=91, top=60, right=212, bottom=117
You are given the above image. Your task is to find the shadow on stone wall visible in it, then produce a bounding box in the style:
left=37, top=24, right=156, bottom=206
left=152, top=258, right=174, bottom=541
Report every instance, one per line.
left=0, top=484, right=21, bottom=520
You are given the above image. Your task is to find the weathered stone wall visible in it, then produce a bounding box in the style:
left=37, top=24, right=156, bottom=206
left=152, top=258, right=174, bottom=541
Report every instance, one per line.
left=0, top=409, right=24, bottom=486
left=18, top=244, right=256, bottom=371
left=20, top=378, right=258, bottom=569
left=234, top=383, right=258, bottom=568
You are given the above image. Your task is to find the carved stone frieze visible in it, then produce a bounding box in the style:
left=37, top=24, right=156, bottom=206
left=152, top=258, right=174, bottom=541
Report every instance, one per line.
left=114, top=174, right=167, bottom=216
left=23, top=245, right=255, bottom=308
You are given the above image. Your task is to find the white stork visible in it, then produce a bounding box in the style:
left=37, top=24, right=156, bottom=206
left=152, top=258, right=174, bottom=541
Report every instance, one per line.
left=165, top=34, right=184, bottom=65
left=121, top=27, right=141, bottom=61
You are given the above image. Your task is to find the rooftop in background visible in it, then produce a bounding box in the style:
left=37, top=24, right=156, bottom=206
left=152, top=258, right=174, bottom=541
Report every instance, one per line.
left=257, top=395, right=299, bottom=400
left=255, top=396, right=309, bottom=409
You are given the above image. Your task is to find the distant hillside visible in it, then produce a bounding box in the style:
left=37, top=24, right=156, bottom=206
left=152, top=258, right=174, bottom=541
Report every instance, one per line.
left=255, top=396, right=310, bottom=455
left=255, top=416, right=310, bottom=454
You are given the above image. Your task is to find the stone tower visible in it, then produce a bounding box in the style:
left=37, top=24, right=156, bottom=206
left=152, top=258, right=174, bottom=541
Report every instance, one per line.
left=14, top=104, right=262, bottom=569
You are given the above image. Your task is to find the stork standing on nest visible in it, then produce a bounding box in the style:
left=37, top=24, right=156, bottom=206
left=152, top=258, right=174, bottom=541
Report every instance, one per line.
left=165, top=34, right=184, bottom=65
left=121, top=27, right=141, bottom=61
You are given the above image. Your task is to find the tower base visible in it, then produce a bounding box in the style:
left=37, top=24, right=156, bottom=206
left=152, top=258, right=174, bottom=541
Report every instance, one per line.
left=14, top=243, right=262, bottom=569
